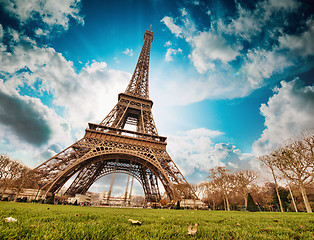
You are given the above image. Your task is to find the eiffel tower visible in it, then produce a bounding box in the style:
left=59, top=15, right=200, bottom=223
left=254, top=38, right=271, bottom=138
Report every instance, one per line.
left=33, top=28, right=196, bottom=203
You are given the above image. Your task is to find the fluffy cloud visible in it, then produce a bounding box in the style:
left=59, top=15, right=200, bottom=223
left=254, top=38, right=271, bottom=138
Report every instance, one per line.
left=0, top=0, right=84, bottom=31
left=278, top=19, right=314, bottom=57
left=1, top=28, right=130, bottom=129
left=181, top=8, right=188, bottom=17
left=268, top=0, right=300, bottom=11
left=253, top=78, right=314, bottom=155
left=167, top=128, right=255, bottom=183
left=0, top=82, right=73, bottom=167
left=190, top=31, right=242, bottom=73
left=219, top=0, right=300, bottom=41
left=161, top=16, right=182, bottom=37
left=244, top=48, right=293, bottom=87
left=164, top=41, right=172, bottom=47
left=209, top=143, right=256, bottom=171
left=160, top=0, right=313, bottom=103
left=165, top=48, right=182, bottom=62
left=167, top=128, right=222, bottom=180
left=68, top=61, right=130, bottom=129
left=218, top=4, right=263, bottom=41
left=0, top=27, right=130, bottom=166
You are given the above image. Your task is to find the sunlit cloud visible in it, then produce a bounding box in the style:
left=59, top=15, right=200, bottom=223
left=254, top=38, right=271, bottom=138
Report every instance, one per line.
left=0, top=0, right=84, bottom=33
left=160, top=0, right=314, bottom=103
left=253, top=78, right=314, bottom=155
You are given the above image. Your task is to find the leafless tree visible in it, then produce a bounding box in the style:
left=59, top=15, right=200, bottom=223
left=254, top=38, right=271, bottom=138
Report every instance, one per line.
left=0, top=154, right=11, bottom=180
left=198, top=181, right=214, bottom=208
left=258, top=154, right=284, bottom=212
left=234, top=170, right=258, bottom=209
left=0, top=155, right=20, bottom=195
left=208, top=167, right=235, bottom=211
left=270, top=134, right=314, bottom=213
left=249, top=183, right=273, bottom=210
left=0, top=154, right=32, bottom=198
left=175, top=183, right=197, bottom=200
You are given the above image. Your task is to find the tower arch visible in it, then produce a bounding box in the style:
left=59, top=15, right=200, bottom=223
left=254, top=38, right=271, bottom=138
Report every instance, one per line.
left=46, top=151, right=175, bottom=202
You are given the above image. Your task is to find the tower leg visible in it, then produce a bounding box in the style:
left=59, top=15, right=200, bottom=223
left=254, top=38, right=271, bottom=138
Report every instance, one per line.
left=124, top=161, right=132, bottom=204
left=128, top=177, right=134, bottom=205
left=107, top=159, right=118, bottom=203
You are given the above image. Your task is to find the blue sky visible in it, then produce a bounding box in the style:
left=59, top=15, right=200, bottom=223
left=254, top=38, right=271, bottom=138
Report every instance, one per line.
left=0, top=0, right=313, bottom=196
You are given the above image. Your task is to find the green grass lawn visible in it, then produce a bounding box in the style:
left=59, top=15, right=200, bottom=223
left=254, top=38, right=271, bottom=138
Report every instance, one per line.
left=0, top=202, right=313, bottom=239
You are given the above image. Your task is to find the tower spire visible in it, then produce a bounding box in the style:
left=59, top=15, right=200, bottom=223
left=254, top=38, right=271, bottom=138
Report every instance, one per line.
left=124, top=28, right=154, bottom=99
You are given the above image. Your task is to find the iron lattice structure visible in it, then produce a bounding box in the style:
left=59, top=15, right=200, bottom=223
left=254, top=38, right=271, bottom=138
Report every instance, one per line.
left=33, top=29, right=196, bottom=203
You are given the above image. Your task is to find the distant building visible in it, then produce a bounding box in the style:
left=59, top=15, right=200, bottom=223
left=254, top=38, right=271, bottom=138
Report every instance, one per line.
left=68, top=193, right=91, bottom=205
left=180, top=199, right=206, bottom=209
left=99, top=190, right=109, bottom=204
left=1, top=188, right=45, bottom=201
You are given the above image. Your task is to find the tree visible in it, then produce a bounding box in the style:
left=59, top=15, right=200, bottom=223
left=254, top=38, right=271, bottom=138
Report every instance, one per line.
left=234, top=170, right=258, bottom=209
left=198, top=181, right=223, bottom=210
left=0, top=155, right=11, bottom=180
left=271, top=187, right=290, bottom=212
left=175, top=183, right=196, bottom=200
left=258, top=154, right=284, bottom=212
left=1, top=155, right=21, bottom=195
left=247, top=193, right=258, bottom=212
left=271, top=135, right=313, bottom=213
left=0, top=154, right=32, bottom=198
left=175, top=201, right=181, bottom=209
left=208, top=167, right=235, bottom=211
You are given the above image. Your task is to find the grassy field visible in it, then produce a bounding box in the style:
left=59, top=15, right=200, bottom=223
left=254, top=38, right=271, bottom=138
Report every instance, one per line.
left=0, top=202, right=313, bottom=239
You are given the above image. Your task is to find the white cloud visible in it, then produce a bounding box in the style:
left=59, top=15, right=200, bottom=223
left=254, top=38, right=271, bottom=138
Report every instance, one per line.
left=153, top=69, right=252, bottom=106
left=68, top=61, right=130, bottom=129
left=268, top=0, right=300, bottom=11
left=159, top=1, right=313, bottom=104
left=219, top=4, right=262, bottom=41
left=253, top=78, right=314, bottom=155
left=167, top=128, right=223, bottom=179
left=35, top=28, right=50, bottom=36
left=161, top=16, right=182, bottom=37
left=1, top=29, right=130, bottom=129
left=209, top=143, right=256, bottom=171
left=243, top=48, right=293, bottom=87
left=1, top=0, right=84, bottom=31
left=181, top=8, right=188, bottom=17
left=85, top=61, right=107, bottom=73
left=123, top=48, right=134, bottom=56
left=160, top=9, right=253, bottom=102
left=0, top=29, right=130, bottom=166
left=278, top=19, right=314, bottom=58
left=164, top=41, right=172, bottom=47
left=165, top=48, right=182, bottom=62
left=167, top=128, right=255, bottom=183
left=190, top=31, right=242, bottom=73
left=218, top=0, right=300, bottom=41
